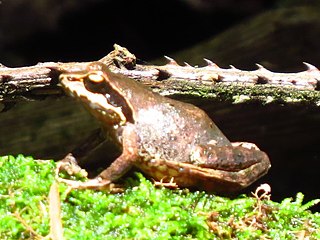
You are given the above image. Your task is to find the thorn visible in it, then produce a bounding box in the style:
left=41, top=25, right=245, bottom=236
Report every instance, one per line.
left=229, top=65, right=239, bottom=70
left=203, top=58, right=219, bottom=68
left=164, top=56, right=179, bottom=66
left=303, top=62, right=319, bottom=71
left=184, top=62, right=192, bottom=67
left=255, top=63, right=264, bottom=70
left=255, top=63, right=269, bottom=71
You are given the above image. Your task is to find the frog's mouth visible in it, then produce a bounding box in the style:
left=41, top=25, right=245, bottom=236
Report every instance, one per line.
left=60, top=72, right=133, bottom=126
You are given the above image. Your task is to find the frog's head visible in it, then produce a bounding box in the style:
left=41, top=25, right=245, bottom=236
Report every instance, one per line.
left=59, top=62, right=134, bottom=126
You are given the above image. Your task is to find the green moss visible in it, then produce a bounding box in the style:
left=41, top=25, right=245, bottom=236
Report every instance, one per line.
left=0, top=155, right=55, bottom=239
left=166, top=80, right=320, bottom=105
left=0, top=155, right=319, bottom=239
left=214, top=84, right=320, bottom=105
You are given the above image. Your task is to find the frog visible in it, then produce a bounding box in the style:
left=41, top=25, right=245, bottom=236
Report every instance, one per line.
left=58, top=61, right=270, bottom=193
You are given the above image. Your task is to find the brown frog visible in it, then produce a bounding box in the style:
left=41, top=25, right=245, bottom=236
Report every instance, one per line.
left=58, top=61, right=270, bottom=193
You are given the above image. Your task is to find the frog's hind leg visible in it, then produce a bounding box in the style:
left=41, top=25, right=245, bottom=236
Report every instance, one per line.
left=190, top=143, right=271, bottom=191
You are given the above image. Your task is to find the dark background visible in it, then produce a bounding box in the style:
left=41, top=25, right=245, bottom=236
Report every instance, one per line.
left=1, top=0, right=276, bottom=65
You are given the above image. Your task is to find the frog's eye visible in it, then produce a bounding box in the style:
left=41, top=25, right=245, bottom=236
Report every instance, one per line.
left=87, top=73, right=105, bottom=83
left=83, top=74, right=106, bottom=94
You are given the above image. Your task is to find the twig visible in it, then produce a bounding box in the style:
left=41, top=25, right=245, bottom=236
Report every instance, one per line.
left=1, top=44, right=320, bottom=107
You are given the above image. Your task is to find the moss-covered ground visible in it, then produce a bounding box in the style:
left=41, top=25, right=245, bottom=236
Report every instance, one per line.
left=0, top=155, right=319, bottom=239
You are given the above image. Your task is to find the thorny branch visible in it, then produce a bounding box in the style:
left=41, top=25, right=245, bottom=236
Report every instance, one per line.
left=1, top=44, right=320, bottom=108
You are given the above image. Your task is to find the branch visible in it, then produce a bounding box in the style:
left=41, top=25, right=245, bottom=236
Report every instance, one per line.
left=1, top=44, right=320, bottom=108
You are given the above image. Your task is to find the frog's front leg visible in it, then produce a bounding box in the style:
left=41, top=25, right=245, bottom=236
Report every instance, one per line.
left=58, top=125, right=139, bottom=190
left=188, top=142, right=270, bottom=192
left=58, top=147, right=135, bottom=190
left=57, top=128, right=105, bottom=177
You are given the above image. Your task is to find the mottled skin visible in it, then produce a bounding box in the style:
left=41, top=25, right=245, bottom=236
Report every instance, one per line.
left=59, top=62, right=270, bottom=193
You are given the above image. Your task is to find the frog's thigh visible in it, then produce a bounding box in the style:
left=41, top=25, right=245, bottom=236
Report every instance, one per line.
left=190, top=144, right=270, bottom=181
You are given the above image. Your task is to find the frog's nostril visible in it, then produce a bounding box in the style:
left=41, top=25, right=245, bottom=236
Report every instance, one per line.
left=67, top=76, right=76, bottom=81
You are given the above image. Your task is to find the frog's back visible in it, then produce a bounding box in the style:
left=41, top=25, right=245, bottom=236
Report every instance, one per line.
left=111, top=70, right=231, bottom=161
left=135, top=95, right=231, bottom=162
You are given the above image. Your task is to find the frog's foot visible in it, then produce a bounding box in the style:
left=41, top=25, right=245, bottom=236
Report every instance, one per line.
left=56, top=153, right=88, bottom=178
left=231, top=142, right=260, bottom=150
left=58, top=177, right=110, bottom=190
left=57, top=176, right=124, bottom=193
left=153, top=177, right=179, bottom=189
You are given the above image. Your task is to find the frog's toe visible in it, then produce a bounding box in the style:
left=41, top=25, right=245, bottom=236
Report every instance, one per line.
left=153, top=177, right=179, bottom=189
left=58, top=177, right=112, bottom=190
left=56, top=154, right=88, bottom=177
